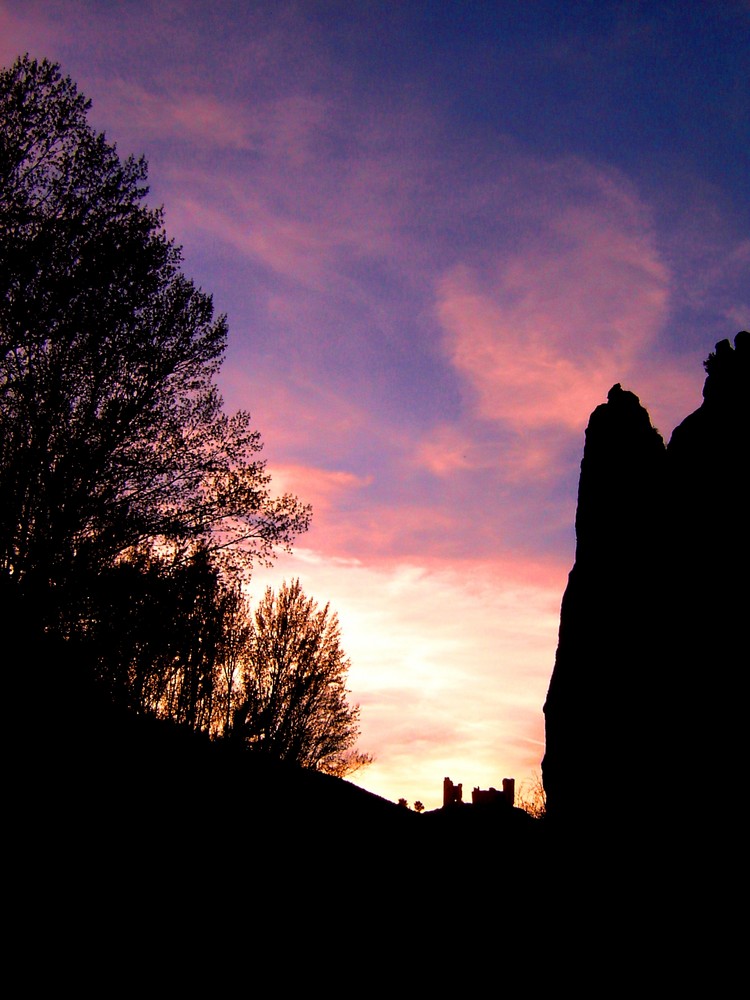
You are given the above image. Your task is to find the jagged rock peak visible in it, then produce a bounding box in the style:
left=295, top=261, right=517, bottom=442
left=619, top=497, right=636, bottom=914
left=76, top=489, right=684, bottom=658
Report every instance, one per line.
left=702, top=330, right=749, bottom=402
left=543, top=333, right=748, bottom=830
left=586, top=382, right=663, bottom=444
left=606, top=382, right=638, bottom=404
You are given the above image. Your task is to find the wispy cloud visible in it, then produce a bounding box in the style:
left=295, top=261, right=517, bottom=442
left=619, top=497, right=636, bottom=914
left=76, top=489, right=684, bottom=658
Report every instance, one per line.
left=0, top=2, right=66, bottom=64
left=105, top=81, right=255, bottom=150
left=436, top=174, right=672, bottom=434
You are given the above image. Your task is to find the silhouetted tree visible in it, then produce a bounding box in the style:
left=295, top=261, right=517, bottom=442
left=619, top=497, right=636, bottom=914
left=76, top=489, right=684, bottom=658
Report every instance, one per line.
left=213, top=577, right=253, bottom=738
left=516, top=772, right=547, bottom=820
left=80, top=552, right=375, bottom=770
left=319, top=748, right=375, bottom=778
left=413, top=801, right=424, bottom=813
left=0, top=56, right=310, bottom=632
left=231, top=580, right=369, bottom=775
left=84, top=545, right=231, bottom=731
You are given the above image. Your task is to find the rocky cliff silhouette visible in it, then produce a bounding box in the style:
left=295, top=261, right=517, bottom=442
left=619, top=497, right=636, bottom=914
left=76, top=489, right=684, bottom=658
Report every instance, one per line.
left=543, top=331, right=749, bottom=828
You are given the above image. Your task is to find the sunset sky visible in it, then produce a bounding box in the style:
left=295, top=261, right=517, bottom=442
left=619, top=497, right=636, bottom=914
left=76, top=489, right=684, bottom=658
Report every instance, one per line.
left=2, top=1, right=747, bottom=809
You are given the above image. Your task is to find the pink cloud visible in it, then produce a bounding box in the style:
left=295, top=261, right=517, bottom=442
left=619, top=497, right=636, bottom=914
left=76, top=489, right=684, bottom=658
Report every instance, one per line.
left=100, top=74, right=336, bottom=166
left=159, top=122, right=708, bottom=482
left=102, top=81, right=255, bottom=150
left=219, top=366, right=369, bottom=458
left=413, top=425, right=487, bottom=477
left=413, top=421, right=575, bottom=487
left=161, top=155, right=408, bottom=296
left=270, top=464, right=372, bottom=516
left=436, top=192, right=672, bottom=433
left=0, top=5, right=69, bottom=65
left=173, top=193, right=338, bottom=287
left=308, top=499, right=458, bottom=564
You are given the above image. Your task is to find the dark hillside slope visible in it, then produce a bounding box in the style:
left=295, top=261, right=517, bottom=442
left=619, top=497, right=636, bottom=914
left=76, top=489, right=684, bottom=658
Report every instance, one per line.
left=20, top=633, right=545, bottom=908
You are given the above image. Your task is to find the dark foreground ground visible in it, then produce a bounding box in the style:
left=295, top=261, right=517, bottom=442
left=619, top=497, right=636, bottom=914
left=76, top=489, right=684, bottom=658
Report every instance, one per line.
left=14, top=645, right=737, bottom=987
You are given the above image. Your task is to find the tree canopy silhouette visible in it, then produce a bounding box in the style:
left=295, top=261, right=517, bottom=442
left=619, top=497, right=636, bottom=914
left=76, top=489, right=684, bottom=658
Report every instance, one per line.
left=0, top=56, right=310, bottom=629
left=87, top=545, right=233, bottom=730
left=231, top=579, right=371, bottom=776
